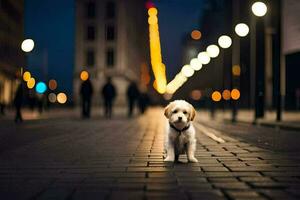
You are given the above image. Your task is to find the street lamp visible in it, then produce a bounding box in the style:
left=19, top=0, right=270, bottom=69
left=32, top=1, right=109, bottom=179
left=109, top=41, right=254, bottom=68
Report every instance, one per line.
left=190, top=58, right=202, bottom=71
left=250, top=1, right=268, bottom=121
left=218, top=35, right=232, bottom=49
left=21, top=39, right=35, bottom=53
left=251, top=2, right=267, bottom=17
left=206, top=45, right=220, bottom=58
left=197, top=52, right=211, bottom=65
left=235, top=23, right=249, bottom=37
left=181, top=65, right=194, bottom=77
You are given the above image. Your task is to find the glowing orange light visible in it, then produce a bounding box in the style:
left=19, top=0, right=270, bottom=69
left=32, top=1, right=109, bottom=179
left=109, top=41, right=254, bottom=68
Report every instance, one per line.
left=232, top=65, right=241, bottom=76
left=23, top=71, right=31, bottom=82
left=148, top=7, right=158, bottom=16
left=190, top=90, right=202, bottom=100
left=191, top=30, right=202, bottom=40
left=80, top=71, right=89, bottom=81
left=231, top=89, right=240, bottom=100
left=222, top=89, right=231, bottom=100
left=148, top=16, right=158, bottom=25
left=212, top=91, right=222, bottom=102
left=48, top=79, right=57, bottom=90
left=147, top=6, right=167, bottom=94
left=27, top=77, right=35, bottom=89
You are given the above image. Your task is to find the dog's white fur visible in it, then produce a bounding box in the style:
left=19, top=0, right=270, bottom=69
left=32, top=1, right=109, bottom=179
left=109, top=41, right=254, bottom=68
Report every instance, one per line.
left=164, top=100, right=198, bottom=163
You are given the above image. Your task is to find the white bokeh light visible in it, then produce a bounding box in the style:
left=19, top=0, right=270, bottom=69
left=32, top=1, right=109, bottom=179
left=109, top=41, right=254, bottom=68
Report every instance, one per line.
left=218, top=35, right=232, bottom=49
left=235, top=23, right=249, bottom=37
left=197, top=52, right=211, bottom=65
left=206, top=45, right=220, bottom=58
left=181, top=65, right=194, bottom=77
left=190, top=58, right=202, bottom=71
left=21, top=39, right=35, bottom=52
left=252, top=2, right=267, bottom=17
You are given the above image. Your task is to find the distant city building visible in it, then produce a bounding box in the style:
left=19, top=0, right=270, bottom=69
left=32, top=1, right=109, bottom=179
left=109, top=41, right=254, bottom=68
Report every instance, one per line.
left=74, top=0, right=148, bottom=106
left=0, top=0, right=25, bottom=105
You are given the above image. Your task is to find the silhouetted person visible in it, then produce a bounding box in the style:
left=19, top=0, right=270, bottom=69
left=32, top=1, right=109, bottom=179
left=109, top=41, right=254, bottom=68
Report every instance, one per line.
left=14, top=82, right=24, bottom=123
left=80, top=78, right=93, bottom=118
left=36, top=93, right=45, bottom=114
left=101, top=77, right=116, bottom=118
left=138, top=92, right=150, bottom=114
left=28, top=89, right=36, bottom=111
left=126, top=81, right=140, bottom=117
left=0, top=103, right=4, bottom=115
left=0, top=85, right=4, bottom=115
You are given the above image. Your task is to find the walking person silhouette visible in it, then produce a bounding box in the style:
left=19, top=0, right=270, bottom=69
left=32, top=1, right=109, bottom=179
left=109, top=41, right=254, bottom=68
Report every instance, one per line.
left=80, top=77, right=93, bottom=118
left=126, top=81, right=139, bottom=117
left=101, top=77, right=116, bottom=118
left=14, top=82, right=24, bottom=123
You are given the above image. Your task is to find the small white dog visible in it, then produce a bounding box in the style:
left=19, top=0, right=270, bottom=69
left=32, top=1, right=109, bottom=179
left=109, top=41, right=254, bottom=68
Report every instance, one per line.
left=164, top=100, right=198, bottom=163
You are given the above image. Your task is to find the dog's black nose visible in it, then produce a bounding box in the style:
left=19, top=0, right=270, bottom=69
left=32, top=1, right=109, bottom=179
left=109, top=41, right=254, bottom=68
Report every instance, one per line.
left=178, top=117, right=182, bottom=120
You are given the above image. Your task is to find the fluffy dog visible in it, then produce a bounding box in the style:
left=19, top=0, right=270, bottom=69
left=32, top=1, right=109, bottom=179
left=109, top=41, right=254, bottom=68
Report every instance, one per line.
left=164, top=100, right=198, bottom=163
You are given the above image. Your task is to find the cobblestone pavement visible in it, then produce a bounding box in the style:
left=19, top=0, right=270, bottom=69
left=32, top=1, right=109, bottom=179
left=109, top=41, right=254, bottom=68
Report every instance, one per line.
left=0, top=108, right=300, bottom=200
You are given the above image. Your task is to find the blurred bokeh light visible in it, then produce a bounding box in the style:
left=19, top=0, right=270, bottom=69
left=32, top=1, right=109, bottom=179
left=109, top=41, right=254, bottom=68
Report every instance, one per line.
left=27, top=77, right=35, bottom=89
left=23, top=71, right=31, bottom=82
left=235, top=23, right=249, bottom=37
left=190, top=58, right=202, bottom=71
left=190, top=90, right=202, bottom=100
left=80, top=71, right=89, bottom=81
left=252, top=1, right=267, bottom=17
left=212, top=91, right=222, bottom=102
left=181, top=65, right=194, bottom=77
left=36, top=82, right=47, bottom=94
left=48, top=79, right=58, bottom=90
left=197, top=52, right=211, bottom=65
left=206, top=45, right=220, bottom=58
left=48, top=93, right=57, bottom=103
left=57, top=92, right=67, bottom=104
left=218, top=35, right=232, bottom=49
left=232, top=65, right=241, bottom=76
left=21, top=39, right=34, bottom=52
left=231, top=89, right=240, bottom=100
left=191, top=30, right=202, bottom=40
left=222, top=89, right=231, bottom=100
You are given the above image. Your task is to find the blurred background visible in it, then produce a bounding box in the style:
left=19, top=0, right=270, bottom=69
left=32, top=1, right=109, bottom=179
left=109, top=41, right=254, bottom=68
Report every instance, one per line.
left=0, top=0, right=299, bottom=122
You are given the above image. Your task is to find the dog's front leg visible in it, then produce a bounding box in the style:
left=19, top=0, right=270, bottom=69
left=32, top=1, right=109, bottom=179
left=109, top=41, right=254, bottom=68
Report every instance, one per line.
left=187, top=140, right=198, bottom=163
left=164, top=143, right=175, bottom=162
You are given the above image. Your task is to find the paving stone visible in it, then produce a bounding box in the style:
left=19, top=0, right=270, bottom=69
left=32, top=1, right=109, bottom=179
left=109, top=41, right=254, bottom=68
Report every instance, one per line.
left=72, top=190, right=109, bottom=200
left=36, top=188, right=74, bottom=200
left=202, top=166, right=229, bottom=172
left=208, top=177, right=239, bottom=183
left=226, top=190, right=261, bottom=198
left=213, top=182, right=250, bottom=189
left=0, top=108, right=299, bottom=200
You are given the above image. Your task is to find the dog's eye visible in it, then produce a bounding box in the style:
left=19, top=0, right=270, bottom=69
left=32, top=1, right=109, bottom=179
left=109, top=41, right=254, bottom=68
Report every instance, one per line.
left=183, top=111, right=187, bottom=114
left=173, top=110, right=178, bottom=113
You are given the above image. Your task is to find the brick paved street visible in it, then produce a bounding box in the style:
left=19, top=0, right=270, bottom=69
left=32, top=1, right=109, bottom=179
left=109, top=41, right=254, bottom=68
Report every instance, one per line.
left=0, top=108, right=300, bottom=200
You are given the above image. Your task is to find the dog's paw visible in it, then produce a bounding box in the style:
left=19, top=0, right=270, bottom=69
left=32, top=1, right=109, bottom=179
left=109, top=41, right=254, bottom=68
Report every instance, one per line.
left=164, top=157, right=174, bottom=162
left=188, top=157, right=198, bottom=163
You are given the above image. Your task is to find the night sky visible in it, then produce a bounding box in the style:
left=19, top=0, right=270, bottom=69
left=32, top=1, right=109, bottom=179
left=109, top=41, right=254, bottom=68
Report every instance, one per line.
left=24, top=0, right=74, bottom=96
left=153, top=0, right=206, bottom=80
left=24, top=0, right=205, bottom=96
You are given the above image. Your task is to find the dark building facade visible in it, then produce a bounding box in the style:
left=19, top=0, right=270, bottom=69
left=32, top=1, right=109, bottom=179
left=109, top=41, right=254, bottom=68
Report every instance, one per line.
left=0, top=0, right=25, bottom=105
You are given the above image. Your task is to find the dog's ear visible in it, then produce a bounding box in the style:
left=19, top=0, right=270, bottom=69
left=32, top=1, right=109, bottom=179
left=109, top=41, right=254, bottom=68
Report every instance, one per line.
left=164, top=103, right=172, bottom=118
left=189, top=105, right=196, bottom=121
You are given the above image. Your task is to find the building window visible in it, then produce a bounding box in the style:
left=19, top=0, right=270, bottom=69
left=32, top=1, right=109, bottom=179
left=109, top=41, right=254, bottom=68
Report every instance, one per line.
left=105, top=25, right=115, bottom=41
left=106, top=1, right=115, bottom=19
left=86, top=50, right=95, bottom=66
left=86, top=26, right=95, bottom=40
left=86, top=1, right=96, bottom=18
left=106, top=49, right=114, bottom=67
